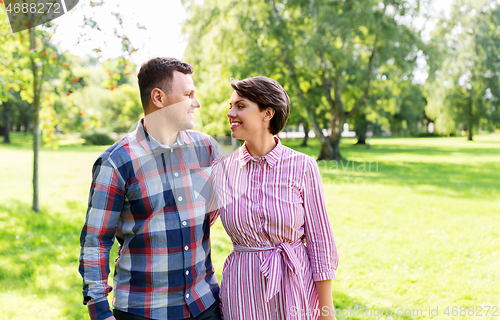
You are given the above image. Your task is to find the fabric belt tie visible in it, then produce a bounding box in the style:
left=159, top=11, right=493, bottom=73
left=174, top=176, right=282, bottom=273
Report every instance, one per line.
left=233, top=239, right=307, bottom=319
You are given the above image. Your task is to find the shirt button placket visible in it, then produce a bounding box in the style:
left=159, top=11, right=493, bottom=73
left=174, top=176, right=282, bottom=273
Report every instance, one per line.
left=257, top=162, right=265, bottom=228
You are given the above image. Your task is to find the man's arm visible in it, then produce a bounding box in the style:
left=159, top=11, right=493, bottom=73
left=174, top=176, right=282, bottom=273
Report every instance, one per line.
left=79, top=157, right=125, bottom=320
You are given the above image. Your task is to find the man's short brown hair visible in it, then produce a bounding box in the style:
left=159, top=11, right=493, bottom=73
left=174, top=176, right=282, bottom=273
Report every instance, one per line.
left=230, top=76, right=290, bottom=135
left=137, top=57, right=193, bottom=109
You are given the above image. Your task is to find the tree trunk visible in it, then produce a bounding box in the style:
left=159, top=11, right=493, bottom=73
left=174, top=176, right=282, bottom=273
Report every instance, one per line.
left=30, top=28, right=41, bottom=212
left=467, top=95, right=473, bottom=141
left=356, top=134, right=366, bottom=145
left=300, top=122, right=309, bottom=147
left=318, top=136, right=342, bottom=160
left=355, top=115, right=369, bottom=145
left=2, top=102, right=10, bottom=144
left=317, top=110, right=345, bottom=161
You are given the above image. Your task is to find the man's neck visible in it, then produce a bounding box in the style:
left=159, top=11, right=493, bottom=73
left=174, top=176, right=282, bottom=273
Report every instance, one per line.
left=143, top=116, right=180, bottom=148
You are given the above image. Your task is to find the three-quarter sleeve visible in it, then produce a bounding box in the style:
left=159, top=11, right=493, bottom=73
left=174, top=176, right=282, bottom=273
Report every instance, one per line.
left=79, top=157, right=125, bottom=320
left=302, top=157, right=339, bottom=282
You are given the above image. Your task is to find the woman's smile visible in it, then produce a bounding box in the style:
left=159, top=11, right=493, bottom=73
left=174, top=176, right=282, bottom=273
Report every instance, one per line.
left=230, top=120, right=242, bottom=130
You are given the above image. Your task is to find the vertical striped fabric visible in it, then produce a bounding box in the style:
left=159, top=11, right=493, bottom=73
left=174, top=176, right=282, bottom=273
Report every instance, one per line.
left=213, top=137, right=339, bottom=320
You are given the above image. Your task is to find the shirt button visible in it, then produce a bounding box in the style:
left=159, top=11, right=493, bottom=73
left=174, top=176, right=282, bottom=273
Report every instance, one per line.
left=174, top=172, right=179, bottom=177
left=178, top=196, right=183, bottom=202
left=186, top=293, right=190, bottom=299
left=185, top=270, right=190, bottom=275
left=184, top=245, right=189, bottom=251
left=182, top=221, right=187, bottom=226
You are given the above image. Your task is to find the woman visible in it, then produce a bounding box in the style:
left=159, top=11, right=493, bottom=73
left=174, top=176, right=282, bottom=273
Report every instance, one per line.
left=213, top=76, right=338, bottom=320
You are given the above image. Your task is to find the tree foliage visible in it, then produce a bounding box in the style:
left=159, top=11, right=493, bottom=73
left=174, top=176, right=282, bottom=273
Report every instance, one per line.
left=426, top=0, right=500, bottom=139
left=183, top=0, right=426, bottom=159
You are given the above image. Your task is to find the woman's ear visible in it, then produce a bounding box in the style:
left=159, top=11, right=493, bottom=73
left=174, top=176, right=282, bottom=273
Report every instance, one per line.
left=264, top=107, right=275, bottom=121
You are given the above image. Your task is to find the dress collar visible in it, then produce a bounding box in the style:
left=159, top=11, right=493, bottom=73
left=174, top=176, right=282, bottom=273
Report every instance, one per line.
left=238, top=136, right=283, bottom=168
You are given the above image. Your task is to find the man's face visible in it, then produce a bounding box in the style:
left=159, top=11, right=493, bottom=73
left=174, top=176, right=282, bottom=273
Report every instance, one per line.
left=162, top=71, right=201, bottom=131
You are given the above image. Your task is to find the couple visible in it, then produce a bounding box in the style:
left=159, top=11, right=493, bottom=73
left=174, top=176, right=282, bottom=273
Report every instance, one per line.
left=79, top=57, right=339, bottom=320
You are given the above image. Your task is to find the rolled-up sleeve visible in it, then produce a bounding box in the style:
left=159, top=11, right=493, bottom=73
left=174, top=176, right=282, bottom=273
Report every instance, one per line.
left=302, top=157, right=339, bottom=282
left=79, top=157, right=125, bottom=320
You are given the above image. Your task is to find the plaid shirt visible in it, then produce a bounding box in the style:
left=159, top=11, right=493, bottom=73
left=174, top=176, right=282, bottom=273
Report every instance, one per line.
left=79, top=120, right=223, bottom=320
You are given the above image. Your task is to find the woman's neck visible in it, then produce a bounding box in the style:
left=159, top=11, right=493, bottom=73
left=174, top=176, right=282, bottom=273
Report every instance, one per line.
left=244, top=134, right=277, bottom=159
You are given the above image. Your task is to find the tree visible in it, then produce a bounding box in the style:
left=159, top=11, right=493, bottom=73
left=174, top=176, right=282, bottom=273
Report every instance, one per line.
left=1, top=0, right=144, bottom=211
left=426, top=0, right=500, bottom=140
left=0, top=12, right=24, bottom=143
left=0, top=8, right=63, bottom=211
left=183, top=0, right=425, bottom=159
left=1, top=101, right=11, bottom=143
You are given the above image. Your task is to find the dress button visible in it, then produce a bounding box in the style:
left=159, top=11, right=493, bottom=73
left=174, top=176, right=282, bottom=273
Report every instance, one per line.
left=178, top=196, right=183, bottom=201
left=182, top=221, right=187, bottom=226
left=184, top=245, right=189, bottom=251
left=174, top=172, right=179, bottom=177
left=185, top=270, right=190, bottom=275
left=186, top=293, right=190, bottom=299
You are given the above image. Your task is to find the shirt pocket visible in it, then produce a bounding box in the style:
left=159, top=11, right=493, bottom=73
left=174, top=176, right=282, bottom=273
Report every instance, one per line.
left=288, top=183, right=304, bottom=205
left=189, top=166, right=213, bottom=203
left=126, top=173, right=173, bottom=217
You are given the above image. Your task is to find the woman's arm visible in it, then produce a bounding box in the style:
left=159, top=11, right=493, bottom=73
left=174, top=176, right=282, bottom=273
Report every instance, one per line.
left=300, top=157, right=339, bottom=319
left=316, top=280, right=336, bottom=320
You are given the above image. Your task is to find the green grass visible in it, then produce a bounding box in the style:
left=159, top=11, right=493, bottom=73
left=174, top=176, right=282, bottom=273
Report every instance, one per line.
left=1, top=132, right=499, bottom=319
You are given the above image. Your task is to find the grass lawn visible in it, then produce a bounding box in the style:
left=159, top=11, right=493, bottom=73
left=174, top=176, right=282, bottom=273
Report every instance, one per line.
left=0, top=132, right=499, bottom=319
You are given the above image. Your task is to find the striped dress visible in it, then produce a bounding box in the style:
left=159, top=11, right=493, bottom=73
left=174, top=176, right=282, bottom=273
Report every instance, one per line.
left=212, top=137, right=338, bottom=320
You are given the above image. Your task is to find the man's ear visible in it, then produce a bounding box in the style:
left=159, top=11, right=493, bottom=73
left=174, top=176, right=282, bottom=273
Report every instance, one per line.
left=151, top=88, right=168, bottom=109
left=264, top=107, right=275, bottom=121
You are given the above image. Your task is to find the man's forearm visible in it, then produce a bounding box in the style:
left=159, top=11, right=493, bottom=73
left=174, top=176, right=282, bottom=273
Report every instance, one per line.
left=86, top=297, right=113, bottom=320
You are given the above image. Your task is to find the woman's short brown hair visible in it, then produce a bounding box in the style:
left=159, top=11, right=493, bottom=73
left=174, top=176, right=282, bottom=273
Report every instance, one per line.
left=230, top=76, right=290, bottom=135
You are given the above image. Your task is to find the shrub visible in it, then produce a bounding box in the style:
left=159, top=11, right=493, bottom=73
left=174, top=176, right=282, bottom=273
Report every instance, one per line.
left=82, top=132, right=114, bottom=145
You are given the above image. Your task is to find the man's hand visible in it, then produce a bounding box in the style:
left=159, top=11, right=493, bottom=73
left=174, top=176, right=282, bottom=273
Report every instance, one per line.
left=103, top=317, right=116, bottom=320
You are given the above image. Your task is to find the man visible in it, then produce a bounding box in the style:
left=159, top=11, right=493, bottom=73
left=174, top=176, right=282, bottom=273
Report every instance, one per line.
left=79, top=57, right=222, bottom=320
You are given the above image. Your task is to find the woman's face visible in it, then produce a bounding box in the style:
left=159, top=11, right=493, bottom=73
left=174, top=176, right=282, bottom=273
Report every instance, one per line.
left=227, top=91, right=271, bottom=141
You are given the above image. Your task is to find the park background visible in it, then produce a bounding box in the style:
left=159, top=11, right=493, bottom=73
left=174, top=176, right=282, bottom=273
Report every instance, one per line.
left=1, top=0, right=499, bottom=319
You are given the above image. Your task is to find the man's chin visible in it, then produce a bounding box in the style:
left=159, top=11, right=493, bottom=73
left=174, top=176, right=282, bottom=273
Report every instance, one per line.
left=184, top=122, right=196, bottom=131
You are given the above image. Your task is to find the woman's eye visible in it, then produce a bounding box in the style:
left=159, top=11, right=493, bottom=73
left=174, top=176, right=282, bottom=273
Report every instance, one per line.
left=238, top=105, right=244, bottom=109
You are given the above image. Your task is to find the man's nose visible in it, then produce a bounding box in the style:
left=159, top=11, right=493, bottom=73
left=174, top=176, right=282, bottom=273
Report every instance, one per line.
left=193, top=96, right=201, bottom=108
